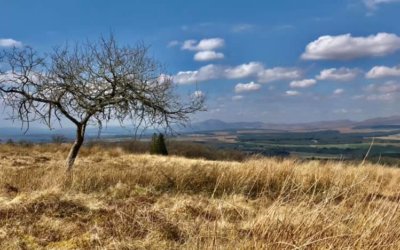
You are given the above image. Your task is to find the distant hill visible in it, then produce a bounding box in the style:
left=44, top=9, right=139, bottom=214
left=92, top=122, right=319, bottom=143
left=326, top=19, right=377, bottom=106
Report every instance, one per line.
left=185, top=116, right=400, bottom=132
left=352, top=116, right=400, bottom=129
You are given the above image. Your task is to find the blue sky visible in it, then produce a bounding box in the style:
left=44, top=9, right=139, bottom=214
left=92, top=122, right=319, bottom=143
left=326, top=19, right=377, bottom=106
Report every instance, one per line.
left=1, top=0, right=400, bottom=126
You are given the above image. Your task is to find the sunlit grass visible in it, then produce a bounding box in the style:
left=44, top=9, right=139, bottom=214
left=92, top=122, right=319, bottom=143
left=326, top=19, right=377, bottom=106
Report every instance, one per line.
left=1, top=144, right=400, bottom=249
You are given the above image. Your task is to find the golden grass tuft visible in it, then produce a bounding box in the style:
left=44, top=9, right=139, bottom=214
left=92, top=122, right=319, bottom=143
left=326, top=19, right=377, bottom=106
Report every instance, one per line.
left=1, top=144, right=400, bottom=249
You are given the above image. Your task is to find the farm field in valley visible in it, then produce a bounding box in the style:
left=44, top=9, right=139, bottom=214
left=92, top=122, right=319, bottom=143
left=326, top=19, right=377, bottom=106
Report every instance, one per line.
left=176, top=128, right=400, bottom=165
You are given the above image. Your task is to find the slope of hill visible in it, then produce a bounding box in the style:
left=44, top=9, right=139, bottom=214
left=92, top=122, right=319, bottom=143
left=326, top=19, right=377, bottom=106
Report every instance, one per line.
left=353, top=115, right=400, bottom=129
left=186, top=116, right=400, bottom=132
left=1, top=144, right=400, bottom=249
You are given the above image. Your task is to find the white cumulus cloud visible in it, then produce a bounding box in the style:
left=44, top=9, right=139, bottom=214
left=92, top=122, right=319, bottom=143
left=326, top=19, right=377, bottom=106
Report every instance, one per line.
left=181, top=38, right=225, bottom=51
left=194, top=50, right=224, bottom=61
left=333, top=88, right=345, bottom=95
left=290, top=79, right=317, bottom=88
left=366, top=81, right=400, bottom=93
left=234, top=81, right=261, bottom=93
left=257, top=67, right=302, bottom=83
left=0, top=71, right=16, bottom=82
left=173, top=63, right=302, bottom=84
left=173, top=64, right=223, bottom=84
left=0, top=38, right=22, bottom=48
left=316, top=68, right=360, bottom=81
left=301, top=33, right=400, bottom=60
left=286, top=90, right=300, bottom=96
left=225, top=62, right=264, bottom=79
left=363, top=81, right=400, bottom=101
left=366, top=65, right=400, bottom=78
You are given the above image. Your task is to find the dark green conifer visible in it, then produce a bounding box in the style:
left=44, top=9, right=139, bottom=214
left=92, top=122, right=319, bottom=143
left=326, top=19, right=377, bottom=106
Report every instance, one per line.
left=149, top=133, right=168, bottom=155
left=157, top=133, right=168, bottom=156
left=150, top=133, right=158, bottom=155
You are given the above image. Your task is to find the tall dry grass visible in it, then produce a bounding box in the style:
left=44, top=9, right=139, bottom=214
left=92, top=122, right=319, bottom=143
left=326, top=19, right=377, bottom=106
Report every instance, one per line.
left=0, top=144, right=400, bottom=249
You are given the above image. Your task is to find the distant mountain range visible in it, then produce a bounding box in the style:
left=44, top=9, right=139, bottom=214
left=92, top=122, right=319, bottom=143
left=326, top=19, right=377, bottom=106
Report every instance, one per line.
left=184, top=116, right=400, bottom=132
left=1, top=115, right=400, bottom=142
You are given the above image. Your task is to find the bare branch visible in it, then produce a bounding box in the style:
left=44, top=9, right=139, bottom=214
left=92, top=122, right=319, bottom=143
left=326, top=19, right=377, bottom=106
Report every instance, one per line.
left=0, top=34, right=205, bottom=169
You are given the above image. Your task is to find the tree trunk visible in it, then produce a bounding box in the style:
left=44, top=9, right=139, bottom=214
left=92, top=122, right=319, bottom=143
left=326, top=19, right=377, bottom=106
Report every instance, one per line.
left=66, top=124, right=86, bottom=171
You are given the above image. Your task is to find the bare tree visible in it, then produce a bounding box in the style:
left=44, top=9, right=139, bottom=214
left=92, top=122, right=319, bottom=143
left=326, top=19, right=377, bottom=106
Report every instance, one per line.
left=0, top=35, right=204, bottom=171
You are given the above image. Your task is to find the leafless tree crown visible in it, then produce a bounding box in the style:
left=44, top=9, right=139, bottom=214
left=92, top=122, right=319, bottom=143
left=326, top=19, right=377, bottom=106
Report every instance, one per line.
left=0, top=36, right=205, bottom=133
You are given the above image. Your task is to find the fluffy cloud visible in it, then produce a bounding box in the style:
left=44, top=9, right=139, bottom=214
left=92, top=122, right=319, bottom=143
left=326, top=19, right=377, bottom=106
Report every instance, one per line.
left=363, top=0, right=400, bottom=10
left=363, top=81, right=400, bottom=101
left=301, top=33, right=400, bottom=60
left=173, top=64, right=222, bottom=84
left=181, top=38, right=225, bottom=51
left=194, top=51, right=224, bottom=61
left=366, top=81, right=400, bottom=93
left=0, top=70, right=39, bottom=83
left=225, top=62, right=264, bottom=79
left=366, top=65, right=400, bottom=78
left=257, top=67, right=302, bottom=83
left=234, top=81, right=261, bottom=93
left=289, top=79, right=317, bottom=88
left=0, top=71, right=15, bottom=82
left=0, top=38, right=22, bottom=48
left=316, top=68, right=360, bottom=81
left=285, top=90, right=300, bottom=96
left=377, top=83, right=400, bottom=93
left=333, top=88, right=344, bottom=95
left=173, top=63, right=302, bottom=84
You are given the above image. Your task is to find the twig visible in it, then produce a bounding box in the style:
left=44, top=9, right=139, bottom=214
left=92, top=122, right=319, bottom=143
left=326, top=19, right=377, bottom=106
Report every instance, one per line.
left=360, top=137, right=374, bottom=166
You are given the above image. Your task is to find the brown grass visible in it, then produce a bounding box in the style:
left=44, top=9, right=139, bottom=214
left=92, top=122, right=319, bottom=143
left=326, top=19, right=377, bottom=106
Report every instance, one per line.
left=1, top=144, right=400, bottom=249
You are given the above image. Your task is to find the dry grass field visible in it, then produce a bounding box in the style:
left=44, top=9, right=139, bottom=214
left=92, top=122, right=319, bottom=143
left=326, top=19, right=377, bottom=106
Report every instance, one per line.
left=1, top=144, right=400, bottom=249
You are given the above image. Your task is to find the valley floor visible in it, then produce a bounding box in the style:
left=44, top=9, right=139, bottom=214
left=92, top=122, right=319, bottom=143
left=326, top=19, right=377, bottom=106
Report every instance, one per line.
left=1, top=144, right=400, bottom=249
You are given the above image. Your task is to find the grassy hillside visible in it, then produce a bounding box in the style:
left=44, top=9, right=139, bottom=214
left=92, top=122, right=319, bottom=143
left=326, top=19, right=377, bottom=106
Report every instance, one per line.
left=1, top=144, right=400, bottom=249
